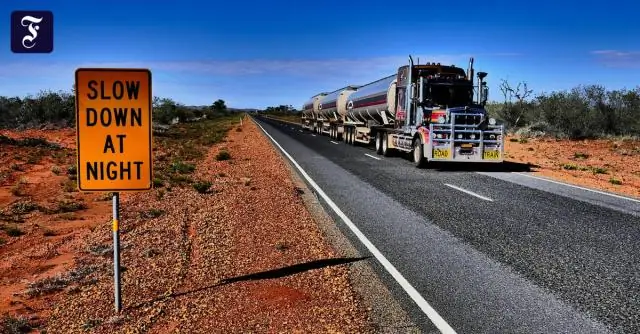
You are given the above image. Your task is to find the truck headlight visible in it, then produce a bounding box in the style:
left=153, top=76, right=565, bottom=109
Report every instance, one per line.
left=488, top=118, right=496, bottom=125
left=457, top=134, right=463, bottom=139
left=437, top=116, right=445, bottom=124
left=470, top=134, right=476, bottom=139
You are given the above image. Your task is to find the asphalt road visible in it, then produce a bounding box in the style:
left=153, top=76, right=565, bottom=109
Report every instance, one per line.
left=252, top=115, right=640, bottom=334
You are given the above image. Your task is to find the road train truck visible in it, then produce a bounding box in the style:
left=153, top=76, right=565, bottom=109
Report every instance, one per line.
left=300, top=56, right=505, bottom=167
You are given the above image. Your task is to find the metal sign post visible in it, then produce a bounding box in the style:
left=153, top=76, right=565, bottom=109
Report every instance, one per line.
left=112, top=192, right=121, bottom=312
left=74, top=68, right=153, bottom=313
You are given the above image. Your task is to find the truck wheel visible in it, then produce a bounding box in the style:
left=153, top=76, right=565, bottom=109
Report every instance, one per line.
left=382, top=134, right=392, bottom=156
left=412, top=138, right=427, bottom=168
left=375, top=133, right=383, bottom=155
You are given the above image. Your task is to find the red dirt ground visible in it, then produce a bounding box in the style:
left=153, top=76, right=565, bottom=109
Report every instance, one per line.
left=0, top=128, right=112, bottom=330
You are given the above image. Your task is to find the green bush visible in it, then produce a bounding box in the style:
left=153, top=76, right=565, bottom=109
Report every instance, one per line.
left=0, top=90, right=230, bottom=129
left=488, top=82, right=640, bottom=139
left=215, top=150, right=231, bottom=161
left=193, top=181, right=212, bottom=194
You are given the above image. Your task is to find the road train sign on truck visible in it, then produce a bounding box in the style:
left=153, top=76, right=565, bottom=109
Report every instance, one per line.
left=300, top=56, right=504, bottom=166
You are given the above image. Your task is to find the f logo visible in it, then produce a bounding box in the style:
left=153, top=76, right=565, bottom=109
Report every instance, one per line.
left=11, top=11, right=54, bottom=53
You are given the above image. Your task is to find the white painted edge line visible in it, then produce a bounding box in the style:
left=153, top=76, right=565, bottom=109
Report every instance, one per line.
left=255, top=120, right=457, bottom=334
left=513, top=172, right=640, bottom=204
left=365, top=153, right=381, bottom=160
left=444, top=183, right=494, bottom=202
left=330, top=141, right=340, bottom=145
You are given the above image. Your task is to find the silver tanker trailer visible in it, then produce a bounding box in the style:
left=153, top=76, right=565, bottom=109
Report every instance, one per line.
left=301, top=92, right=327, bottom=131
left=316, top=85, right=359, bottom=136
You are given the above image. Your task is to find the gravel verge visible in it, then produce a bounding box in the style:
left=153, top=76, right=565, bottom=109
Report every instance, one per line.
left=42, top=116, right=375, bottom=333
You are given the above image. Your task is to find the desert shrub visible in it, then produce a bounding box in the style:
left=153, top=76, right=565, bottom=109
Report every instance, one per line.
left=490, top=81, right=640, bottom=139
left=193, top=181, right=212, bottom=193
left=216, top=150, right=231, bottom=161
left=0, top=91, right=227, bottom=129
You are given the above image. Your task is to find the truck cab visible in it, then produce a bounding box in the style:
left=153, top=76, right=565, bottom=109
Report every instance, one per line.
left=389, top=57, right=504, bottom=166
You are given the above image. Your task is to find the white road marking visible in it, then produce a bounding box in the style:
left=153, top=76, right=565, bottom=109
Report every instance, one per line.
left=299, top=130, right=303, bottom=133
left=365, top=153, right=381, bottom=160
left=514, top=172, right=640, bottom=203
left=444, top=183, right=494, bottom=202
left=255, top=120, right=457, bottom=334
left=311, top=134, right=316, bottom=137
left=330, top=141, right=340, bottom=145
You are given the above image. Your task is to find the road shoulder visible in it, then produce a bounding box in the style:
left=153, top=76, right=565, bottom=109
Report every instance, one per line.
left=252, top=116, right=421, bottom=333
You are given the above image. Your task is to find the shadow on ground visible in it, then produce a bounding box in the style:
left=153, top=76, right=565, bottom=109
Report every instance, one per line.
left=426, top=160, right=537, bottom=172
left=130, top=256, right=370, bottom=310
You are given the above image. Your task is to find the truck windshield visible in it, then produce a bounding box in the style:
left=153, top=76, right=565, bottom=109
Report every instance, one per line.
left=425, top=83, right=473, bottom=107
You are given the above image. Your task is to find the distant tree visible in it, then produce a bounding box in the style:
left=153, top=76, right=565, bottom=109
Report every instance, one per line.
left=212, top=99, right=227, bottom=113
left=153, top=97, right=179, bottom=124
left=497, top=79, right=533, bottom=128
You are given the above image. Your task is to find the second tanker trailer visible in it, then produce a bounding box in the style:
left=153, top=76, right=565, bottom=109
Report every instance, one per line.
left=302, top=56, right=504, bottom=167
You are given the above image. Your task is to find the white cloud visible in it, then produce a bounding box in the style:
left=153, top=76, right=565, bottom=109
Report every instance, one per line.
left=0, top=53, right=522, bottom=107
left=0, top=52, right=520, bottom=79
left=590, top=49, right=640, bottom=68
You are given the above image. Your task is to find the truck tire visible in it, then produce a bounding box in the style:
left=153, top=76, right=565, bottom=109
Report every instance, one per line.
left=375, top=132, right=383, bottom=155
left=412, top=138, right=427, bottom=168
left=382, top=133, right=392, bottom=157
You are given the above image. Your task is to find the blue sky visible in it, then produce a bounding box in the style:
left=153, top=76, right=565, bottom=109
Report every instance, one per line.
left=1, top=0, right=638, bottom=109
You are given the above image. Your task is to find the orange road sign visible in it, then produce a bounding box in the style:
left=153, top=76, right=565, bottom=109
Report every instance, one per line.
left=75, top=68, right=153, bottom=191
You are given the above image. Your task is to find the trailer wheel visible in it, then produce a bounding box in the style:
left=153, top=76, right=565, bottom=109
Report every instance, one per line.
left=412, top=138, right=427, bottom=168
left=375, top=133, right=383, bottom=155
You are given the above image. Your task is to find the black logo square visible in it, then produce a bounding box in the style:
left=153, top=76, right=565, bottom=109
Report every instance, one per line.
left=10, top=10, right=54, bottom=53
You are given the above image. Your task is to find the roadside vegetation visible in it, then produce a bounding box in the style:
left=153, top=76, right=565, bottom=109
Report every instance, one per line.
left=0, top=89, right=234, bottom=129
left=485, top=80, right=640, bottom=139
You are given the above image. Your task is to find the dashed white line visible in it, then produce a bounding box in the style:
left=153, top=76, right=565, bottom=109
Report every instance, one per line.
left=330, top=141, right=340, bottom=145
left=254, top=120, right=457, bottom=334
left=514, top=172, right=640, bottom=203
left=444, top=183, right=494, bottom=202
left=365, top=153, right=381, bottom=160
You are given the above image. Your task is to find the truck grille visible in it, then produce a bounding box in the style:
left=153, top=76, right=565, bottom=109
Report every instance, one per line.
left=453, top=114, right=482, bottom=125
